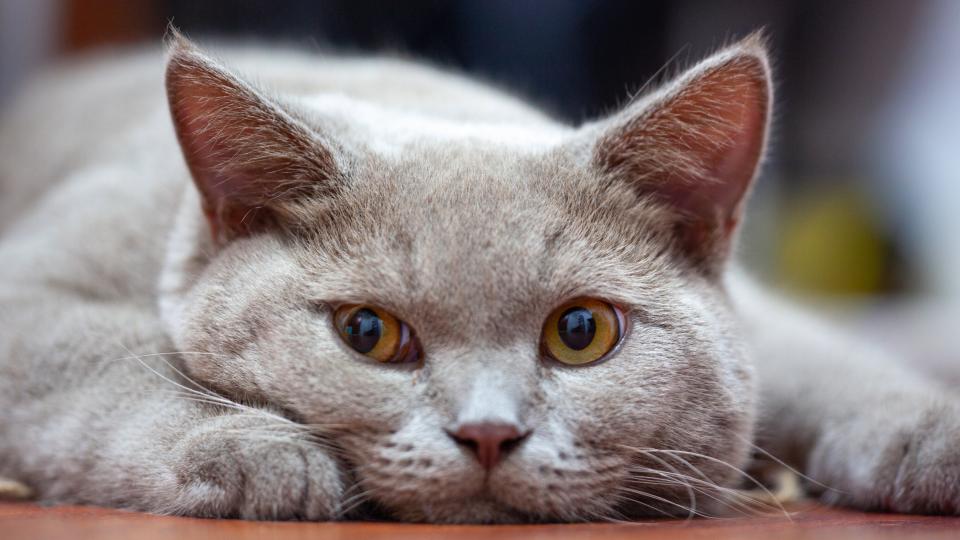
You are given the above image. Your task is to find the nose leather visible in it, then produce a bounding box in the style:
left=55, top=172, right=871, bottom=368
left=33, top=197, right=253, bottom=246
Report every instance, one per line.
left=448, top=422, right=528, bottom=470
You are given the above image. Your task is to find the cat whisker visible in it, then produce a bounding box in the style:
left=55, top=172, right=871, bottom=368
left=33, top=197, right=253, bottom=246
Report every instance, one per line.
left=609, top=492, right=692, bottom=521
left=619, top=445, right=792, bottom=520
left=584, top=498, right=635, bottom=524
left=615, top=486, right=716, bottom=518
left=629, top=447, right=699, bottom=521
left=337, top=486, right=373, bottom=518
left=116, top=344, right=239, bottom=405
left=155, top=390, right=256, bottom=414
left=624, top=473, right=756, bottom=519
left=731, top=432, right=846, bottom=495
left=648, top=447, right=789, bottom=517
left=214, top=428, right=340, bottom=453
left=119, top=345, right=299, bottom=426
left=119, top=345, right=352, bottom=461
left=627, top=471, right=775, bottom=517
left=628, top=472, right=747, bottom=517
left=223, top=426, right=345, bottom=457
left=628, top=449, right=777, bottom=517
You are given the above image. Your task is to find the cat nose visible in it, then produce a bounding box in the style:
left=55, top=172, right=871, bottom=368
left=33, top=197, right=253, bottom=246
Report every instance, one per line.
left=447, top=422, right=529, bottom=471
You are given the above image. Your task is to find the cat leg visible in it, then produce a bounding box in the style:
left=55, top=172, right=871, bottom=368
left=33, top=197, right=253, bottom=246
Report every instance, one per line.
left=162, top=409, right=346, bottom=519
left=740, top=285, right=960, bottom=514
left=0, top=300, right=346, bottom=520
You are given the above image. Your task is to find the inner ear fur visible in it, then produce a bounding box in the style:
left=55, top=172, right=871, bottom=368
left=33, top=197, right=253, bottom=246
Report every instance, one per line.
left=165, top=34, right=343, bottom=244
left=593, top=34, right=772, bottom=272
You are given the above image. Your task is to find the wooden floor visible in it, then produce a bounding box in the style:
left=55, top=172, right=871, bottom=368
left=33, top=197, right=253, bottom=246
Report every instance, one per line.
left=2, top=501, right=959, bottom=540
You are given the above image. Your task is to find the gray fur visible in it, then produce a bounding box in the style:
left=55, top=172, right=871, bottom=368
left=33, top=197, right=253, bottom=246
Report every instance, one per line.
left=0, top=35, right=957, bottom=523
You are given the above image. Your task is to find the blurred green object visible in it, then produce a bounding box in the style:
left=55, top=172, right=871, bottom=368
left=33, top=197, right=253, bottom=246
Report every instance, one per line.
left=777, top=185, right=890, bottom=296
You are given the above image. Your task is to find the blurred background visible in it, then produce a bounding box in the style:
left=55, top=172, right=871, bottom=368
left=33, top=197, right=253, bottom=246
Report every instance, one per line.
left=1, top=0, right=957, bottom=377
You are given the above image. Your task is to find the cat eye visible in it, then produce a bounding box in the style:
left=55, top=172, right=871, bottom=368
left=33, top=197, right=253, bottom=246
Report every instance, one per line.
left=333, top=305, right=421, bottom=364
left=541, top=299, right=624, bottom=366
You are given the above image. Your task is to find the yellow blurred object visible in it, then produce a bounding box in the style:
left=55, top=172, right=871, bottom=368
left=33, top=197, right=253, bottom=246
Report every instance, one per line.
left=0, top=478, right=32, bottom=500
left=777, top=186, right=889, bottom=296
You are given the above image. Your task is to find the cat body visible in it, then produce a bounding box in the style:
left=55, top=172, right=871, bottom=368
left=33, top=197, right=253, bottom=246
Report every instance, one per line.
left=0, top=36, right=957, bottom=522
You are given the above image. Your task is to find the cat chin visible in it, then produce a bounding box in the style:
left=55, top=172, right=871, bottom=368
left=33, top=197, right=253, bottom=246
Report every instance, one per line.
left=382, top=495, right=539, bottom=524
left=367, top=465, right=621, bottom=523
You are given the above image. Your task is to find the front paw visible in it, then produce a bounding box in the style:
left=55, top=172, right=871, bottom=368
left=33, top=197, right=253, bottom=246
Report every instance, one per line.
left=813, top=400, right=960, bottom=514
left=167, top=414, right=344, bottom=520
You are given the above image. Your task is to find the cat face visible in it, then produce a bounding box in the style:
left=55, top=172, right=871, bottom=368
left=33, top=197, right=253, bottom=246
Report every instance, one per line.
left=160, top=35, right=769, bottom=522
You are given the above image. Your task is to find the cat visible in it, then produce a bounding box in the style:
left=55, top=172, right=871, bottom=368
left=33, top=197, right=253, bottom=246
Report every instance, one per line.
left=0, top=31, right=957, bottom=523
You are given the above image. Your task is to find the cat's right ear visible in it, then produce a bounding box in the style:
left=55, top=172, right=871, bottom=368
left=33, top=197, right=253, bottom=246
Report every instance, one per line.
left=165, top=34, right=346, bottom=244
left=579, top=34, right=771, bottom=274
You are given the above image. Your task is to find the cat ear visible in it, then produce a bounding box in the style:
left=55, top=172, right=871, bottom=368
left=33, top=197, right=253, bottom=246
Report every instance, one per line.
left=590, top=34, right=771, bottom=272
left=165, top=35, right=344, bottom=243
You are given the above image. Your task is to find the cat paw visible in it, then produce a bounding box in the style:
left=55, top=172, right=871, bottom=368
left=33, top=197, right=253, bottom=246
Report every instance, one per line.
left=813, top=400, right=960, bottom=515
left=166, top=414, right=344, bottom=520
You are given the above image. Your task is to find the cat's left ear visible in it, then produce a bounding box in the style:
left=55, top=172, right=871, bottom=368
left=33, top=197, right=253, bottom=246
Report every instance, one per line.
left=165, top=34, right=347, bottom=244
left=585, top=34, right=771, bottom=273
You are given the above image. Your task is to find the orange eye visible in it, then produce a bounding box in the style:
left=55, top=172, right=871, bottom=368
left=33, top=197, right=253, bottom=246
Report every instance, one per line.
left=542, top=299, right=624, bottom=365
left=334, top=305, right=421, bottom=364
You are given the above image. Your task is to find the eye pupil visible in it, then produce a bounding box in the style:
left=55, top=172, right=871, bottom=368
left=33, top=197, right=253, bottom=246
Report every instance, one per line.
left=557, top=307, right=596, bottom=351
left=345, top=308, right=382, bottom=353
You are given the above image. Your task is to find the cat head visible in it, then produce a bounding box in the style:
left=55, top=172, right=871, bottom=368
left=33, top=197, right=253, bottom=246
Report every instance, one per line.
left=159, top=33, right=770, bottom=522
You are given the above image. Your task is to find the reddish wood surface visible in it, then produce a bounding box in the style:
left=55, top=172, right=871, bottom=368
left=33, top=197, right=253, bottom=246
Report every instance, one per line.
left=2, top=501, right=959, bottom=540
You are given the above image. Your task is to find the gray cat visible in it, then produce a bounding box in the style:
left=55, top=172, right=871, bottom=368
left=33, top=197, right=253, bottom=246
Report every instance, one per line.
left=0, top=32, right=957, bottom=522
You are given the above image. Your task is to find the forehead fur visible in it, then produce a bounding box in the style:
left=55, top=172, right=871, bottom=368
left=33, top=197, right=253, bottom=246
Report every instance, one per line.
left=280, top=137, right=687, bottom=344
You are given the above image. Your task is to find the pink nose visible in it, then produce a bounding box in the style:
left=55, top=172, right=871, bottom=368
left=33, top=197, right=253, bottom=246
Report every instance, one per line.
left=448, top=422, right=528, bottom=470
